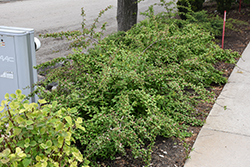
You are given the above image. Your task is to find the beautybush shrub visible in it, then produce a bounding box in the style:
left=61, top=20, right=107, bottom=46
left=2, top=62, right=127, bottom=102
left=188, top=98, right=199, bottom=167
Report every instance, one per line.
left=0, top=90, right=88, bottom=167
left=34, top=4, right=240, bottom=165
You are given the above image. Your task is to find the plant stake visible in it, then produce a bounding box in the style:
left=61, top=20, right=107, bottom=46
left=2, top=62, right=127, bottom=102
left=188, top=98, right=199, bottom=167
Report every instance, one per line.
left=222, top=10, right=226, bottom=49
left=239, top=0, right=242, bottom=12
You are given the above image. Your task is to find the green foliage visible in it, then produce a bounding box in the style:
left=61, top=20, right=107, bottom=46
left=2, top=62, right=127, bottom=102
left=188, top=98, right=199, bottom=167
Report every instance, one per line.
left=184, top=10, right=240, bottom=36
left=0, top=90, right=88, bottom=167
left=177, top=0, right=205, bottom=19
left=215, top=0, right=234, bottom=14
left=34, top=2, right=240, bottom=165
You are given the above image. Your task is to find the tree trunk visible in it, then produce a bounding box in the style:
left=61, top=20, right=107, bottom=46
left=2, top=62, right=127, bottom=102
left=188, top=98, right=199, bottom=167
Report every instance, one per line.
left=117, top=0, right=138, bottom=32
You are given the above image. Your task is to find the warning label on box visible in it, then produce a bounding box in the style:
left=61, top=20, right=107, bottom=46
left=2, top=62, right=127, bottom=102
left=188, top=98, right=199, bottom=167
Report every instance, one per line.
left=0, top=42, right=5, bottom=47
left=0, top=71, right=14, bottom=79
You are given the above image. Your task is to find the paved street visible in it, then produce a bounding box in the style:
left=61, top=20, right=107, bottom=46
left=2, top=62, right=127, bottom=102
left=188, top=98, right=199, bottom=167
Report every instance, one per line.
left=0, top=0, right=167, bottom=64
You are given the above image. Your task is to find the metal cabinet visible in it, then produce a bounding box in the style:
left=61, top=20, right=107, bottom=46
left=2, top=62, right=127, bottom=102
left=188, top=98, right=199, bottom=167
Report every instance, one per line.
left=0, top=26, right=38, bottom=103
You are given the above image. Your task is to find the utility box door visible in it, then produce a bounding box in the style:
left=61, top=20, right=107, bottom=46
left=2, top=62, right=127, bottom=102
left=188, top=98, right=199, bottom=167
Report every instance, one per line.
left=0, top=26, right=37, bottom=103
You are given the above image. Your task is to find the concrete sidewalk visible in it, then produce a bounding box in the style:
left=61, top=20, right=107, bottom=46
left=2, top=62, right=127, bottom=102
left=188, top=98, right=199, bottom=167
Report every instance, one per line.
left=184, top=42, right=250, bottom=167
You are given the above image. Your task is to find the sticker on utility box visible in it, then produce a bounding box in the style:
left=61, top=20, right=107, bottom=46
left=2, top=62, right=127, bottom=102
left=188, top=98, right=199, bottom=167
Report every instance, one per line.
left=0, top=71, right=14, bottom=79
left=0, top=41, right=5, bottom=47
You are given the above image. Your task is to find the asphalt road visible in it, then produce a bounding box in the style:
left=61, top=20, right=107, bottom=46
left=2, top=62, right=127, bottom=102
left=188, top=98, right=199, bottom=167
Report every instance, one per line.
left=0, top=0, right=169, bottom=64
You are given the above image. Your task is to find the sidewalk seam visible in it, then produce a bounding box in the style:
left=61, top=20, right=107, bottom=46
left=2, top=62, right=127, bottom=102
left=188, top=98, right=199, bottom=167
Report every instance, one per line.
left=203, top=127, right=250, bottom=138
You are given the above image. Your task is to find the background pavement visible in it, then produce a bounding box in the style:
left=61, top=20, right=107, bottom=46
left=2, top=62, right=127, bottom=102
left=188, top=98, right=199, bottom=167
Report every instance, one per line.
left=0, top=0, right=168, bottom=64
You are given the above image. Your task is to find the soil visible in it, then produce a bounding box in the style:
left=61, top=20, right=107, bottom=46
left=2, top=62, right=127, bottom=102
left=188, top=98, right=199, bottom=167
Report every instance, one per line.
left=96, top=2, right=250, bottom=167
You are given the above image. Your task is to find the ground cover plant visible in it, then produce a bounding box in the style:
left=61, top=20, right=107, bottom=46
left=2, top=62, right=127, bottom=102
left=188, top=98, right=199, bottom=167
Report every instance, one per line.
left=34, top=2, right=240, bottom=166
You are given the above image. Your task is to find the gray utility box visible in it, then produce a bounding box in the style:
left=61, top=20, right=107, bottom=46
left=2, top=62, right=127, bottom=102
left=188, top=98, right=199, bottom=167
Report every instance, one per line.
left=0, top=26, right=38, bottom=103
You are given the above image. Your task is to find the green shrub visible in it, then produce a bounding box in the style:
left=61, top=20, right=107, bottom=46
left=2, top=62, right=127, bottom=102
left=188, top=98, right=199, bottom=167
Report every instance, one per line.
left=215, top=0, right=234, bottom=14
left=177, top=0, right=205, bottom=19
left=0, top=90, right=88, bottom=167
left=34, top=3, right=240, bottom=165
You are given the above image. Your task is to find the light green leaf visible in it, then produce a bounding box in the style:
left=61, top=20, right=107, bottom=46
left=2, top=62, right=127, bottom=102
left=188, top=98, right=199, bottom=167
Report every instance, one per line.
left=65, top=116, right=72, bottom=126
left=16, top=116, right=25, bottom=124
left=52, top=101, right=57, bottom=108
left=16, top=89, right=22, bottom=96
left=52, top=162, right=59, bottom=167
left=4, top=93, right=9, bottom=100
left=55, top=122, right=64, bottom=131
left=9, top=101, right=18, bottom=109
left=38, top=99, right=47, bottom=105
left=42, top=161, right=48, bottom=167
left=19, top=109, right=26, bottom=114
left=24, top=103, right=30, bottom=109
left=76, top=117, right=83, bottom=124
left=70, top=161, right=78, bottom=167
left=36, top=155, right=42, bottom=161
left=0, top=137, right=3, bottom=143
left=58, top=136, right=64, bottom=148
left=1, top=100, right=7, bottom=107
left=0, top=106, right=4, bottom=111
left=2, top=148, right=11, bottom=157
left=24, top=143, right=30, bottom=148
left=40, top=143, right=47, bottom=149
left=25, top=138, right=30, bottom=144
left=16, top=147, right=26, bottom=158
left=76, top=124, right=86, bottom=131
left=26, top=120, right=34, bottom=126
left=46, top=140, right=52, bottom=148
left=40, top=127, right=46, bottom=134
left=72, top=150, right=83, bottom=162
left=14, top=128, right=22, bottom=136
left=10, top=93, right=16, bottom=99
left=1, top=158, right=10, bottom=164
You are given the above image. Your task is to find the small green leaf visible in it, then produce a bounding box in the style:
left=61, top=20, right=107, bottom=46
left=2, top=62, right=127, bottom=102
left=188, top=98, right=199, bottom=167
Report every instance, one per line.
left=22, top=158, right=32, bottom=167
left=30, top=141, right=37, bottom=147
left=9, top=101, right=18, bottom=109
left=76, top=117, right=83, bottom=124
left=16, top=89, right=22, bottom=95
left=4, top=93, right=9, bottom=100
left=0, top=106, right=4, bottom=111
left=38, top=99, right=47, bottom=105
left=65, top=116, right=72, bottom=126
left=36, top=155, right=42, bottom=161
left=58, top=136, right=64, bottom=148
left=40, top=143, right=47, bottom=149
left=17, top=140, right=25, bottom=148
left=14, top=128, right=22, bottom=136
left=10, top=93, right=16, bottom=99
left=25, top=138, right=30, bottom=144
left=16, top=116, right=25, bottom=124
left=70, top=161, right=78, bottom=167
left=52, top=101, right=57, bottom=108
left=72, top=150, right=83, bottom=162
left=38, top=138, right=43, bottom=143
left=0, top=137, right=3, bottom=143
left=24, top=103, right=30, bottom=109
left=40, top=127, right=46, bottom=134
left=26, top=120, right=34, bottom=125
left=76, top=124, right=86, bottom=131
left=16, top=147, right=26, bottom=158
left=1, top=100, right=7, bottom=107
left=46, top=140, right=52, bottom=148
left=1, top=158, right=10, bottom=164
left=25, top=147, right=31, bottom=154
